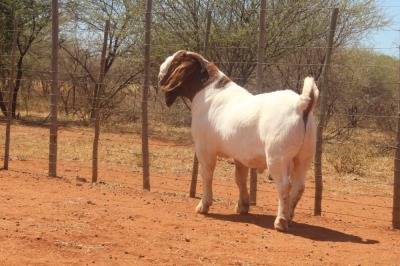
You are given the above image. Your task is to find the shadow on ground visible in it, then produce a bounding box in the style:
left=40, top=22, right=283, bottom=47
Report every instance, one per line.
left=206, top=213, right=379, bottom=244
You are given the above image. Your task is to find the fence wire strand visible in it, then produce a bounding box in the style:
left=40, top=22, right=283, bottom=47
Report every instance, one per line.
left=0, top=2, right=399, bottom=228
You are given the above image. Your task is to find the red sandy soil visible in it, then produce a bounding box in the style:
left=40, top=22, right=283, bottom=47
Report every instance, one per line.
left=0, top=125, right=399, bottom=265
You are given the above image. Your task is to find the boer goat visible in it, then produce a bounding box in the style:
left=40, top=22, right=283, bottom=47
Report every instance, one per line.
left=158, top=50, right=319, bottom=232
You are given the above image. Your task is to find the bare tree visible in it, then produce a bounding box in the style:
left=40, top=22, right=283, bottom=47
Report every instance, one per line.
left=59, top=0, right=144, bottom=121
left=0, top=0, right=51, bottom=118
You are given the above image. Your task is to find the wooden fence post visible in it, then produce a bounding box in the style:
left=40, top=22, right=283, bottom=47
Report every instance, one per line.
left=314, top=7, right=339, bottom=215
left=142, top=0, right=152, bottom=190
left=49, top=0, right=59, bottom=177
left=249, top=0, right=266, bottom=206
left=392, top=47, right=400, bottom=229
left=92, top=20, right=110, bottom=183
left=3, top=17, right=18, bottom=170
left=189, top=154, right=199, bottom=198
left=190, top=9, right=212, bottom=198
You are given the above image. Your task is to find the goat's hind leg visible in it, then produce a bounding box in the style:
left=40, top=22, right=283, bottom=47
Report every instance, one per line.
left=268, top=160, right=291, bottom=232
left=288, top=176, right=305, bottom=226
left=288, top=158, right=309, bottom=225
left=195, top=155, right=217, bottom=214
left=234, top=160, right=250, bottom=214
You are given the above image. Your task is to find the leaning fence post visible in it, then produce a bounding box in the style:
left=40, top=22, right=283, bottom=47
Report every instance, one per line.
left=3, top=17, right=18, bottom=170
left=190, top=10, right=212, bottom=198
left=142, top=0, right=152, bottom=190
left=92, top=20, right=110, bottom=183
left=314, top=7, right=339, bottom=215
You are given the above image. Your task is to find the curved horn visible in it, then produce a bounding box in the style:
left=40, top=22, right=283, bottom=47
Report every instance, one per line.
left=186, top=51, right=208, bottom=73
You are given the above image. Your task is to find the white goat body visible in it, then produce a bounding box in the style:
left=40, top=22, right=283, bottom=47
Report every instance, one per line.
left=159, top=50, right=319, bottom=232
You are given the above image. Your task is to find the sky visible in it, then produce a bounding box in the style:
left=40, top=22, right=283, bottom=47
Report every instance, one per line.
left=365, top=0, right=400, bottom=57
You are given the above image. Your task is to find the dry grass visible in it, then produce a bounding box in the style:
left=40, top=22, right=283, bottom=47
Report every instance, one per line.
left=322, top=129, right=394, bottom=196
left=0, top=120, right=395, bottom=198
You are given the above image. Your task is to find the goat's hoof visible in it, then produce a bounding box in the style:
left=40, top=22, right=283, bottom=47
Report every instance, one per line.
left=274, top=217, right=289, bottom=232
left=195, top=202, right=210, bottom=214
left=288, top=214, right=294, bottom=227
left=235, top=202, right=250, bottom=214
left=288, top=219, right=293, bottom=227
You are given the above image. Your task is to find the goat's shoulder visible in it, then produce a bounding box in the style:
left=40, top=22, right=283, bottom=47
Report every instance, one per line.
left=218, top=82, right=251, bottom=96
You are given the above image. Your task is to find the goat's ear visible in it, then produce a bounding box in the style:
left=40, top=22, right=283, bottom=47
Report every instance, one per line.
left=160, top=60, right=193, bottom=92
left=186, top=52, right=207, bottom=74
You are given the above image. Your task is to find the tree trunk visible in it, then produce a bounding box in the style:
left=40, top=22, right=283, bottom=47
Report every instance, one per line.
left=11, top=57, right=24, bottom=118
left=0, top=92, right=7, bottom=116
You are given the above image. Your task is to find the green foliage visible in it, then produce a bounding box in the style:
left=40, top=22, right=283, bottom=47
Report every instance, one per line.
left=0, top=0, right=51, bottom=117
left=324, top=48, right=398, bottom=140
left=0, top=0, right=14, bottom=54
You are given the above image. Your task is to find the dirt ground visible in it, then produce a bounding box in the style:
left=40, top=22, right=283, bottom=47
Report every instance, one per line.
left=0, top=124, right=399, bottom=265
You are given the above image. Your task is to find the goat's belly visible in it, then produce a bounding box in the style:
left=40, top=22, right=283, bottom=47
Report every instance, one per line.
left=247, top=156, right=267, bottom=170
left=241, top=156, right=267, bottom=173
left=219, top=153, right=267, bottom=172
left=217, top=140, right=267, bottom=171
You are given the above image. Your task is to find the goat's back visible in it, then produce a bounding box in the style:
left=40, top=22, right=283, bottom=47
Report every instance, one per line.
left=191, top=87, right=313, bottom=167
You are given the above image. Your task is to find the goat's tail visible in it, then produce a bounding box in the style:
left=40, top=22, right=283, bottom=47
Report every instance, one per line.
left=297, top=77, right=319, bottom=119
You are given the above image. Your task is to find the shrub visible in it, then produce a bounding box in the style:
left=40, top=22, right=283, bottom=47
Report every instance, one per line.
left=326, top=143, right=372, bottom=176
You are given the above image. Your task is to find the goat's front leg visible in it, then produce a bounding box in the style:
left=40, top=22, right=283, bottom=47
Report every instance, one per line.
left=195, top=157, right=216, bottom=214
left=234, top=160, right=250, bottom=214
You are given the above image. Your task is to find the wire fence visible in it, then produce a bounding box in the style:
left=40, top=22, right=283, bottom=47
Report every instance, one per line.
left=0, top=1, right=399, bottom=229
